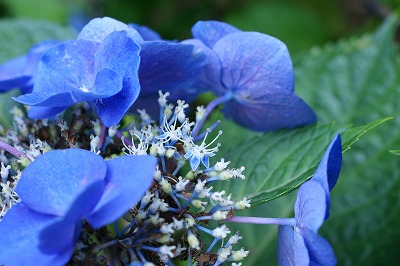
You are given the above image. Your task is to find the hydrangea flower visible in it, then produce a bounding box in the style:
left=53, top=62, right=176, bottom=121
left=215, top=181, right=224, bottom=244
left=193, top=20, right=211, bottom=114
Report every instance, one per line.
left=14, top=17, right=142, bottom=127
left=185, top=21, right=316, bottom=131
left=0, top=40, right=59, bottom=94
left=128, top=24, right=205, bottom=118
left=129, top=23, right=162, bottom=41
left=277, top=135, right=342, bottom=265
left=4, top=17, right=204, bottom=125
left=0, top=149, right=157, bottom=265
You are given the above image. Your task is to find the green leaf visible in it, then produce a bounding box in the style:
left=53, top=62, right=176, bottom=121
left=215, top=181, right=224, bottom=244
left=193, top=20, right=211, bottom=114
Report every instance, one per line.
left=0, top=19, right=75, bottom=127
left=215, top=118, right=390, bottom=206
left=214, top=15, right=400, bottom=266
left=0, top=19, right=75, bottom=63
left=294, top=15, right=400, bottom=265
left=389, top=149, right=400, bottom=155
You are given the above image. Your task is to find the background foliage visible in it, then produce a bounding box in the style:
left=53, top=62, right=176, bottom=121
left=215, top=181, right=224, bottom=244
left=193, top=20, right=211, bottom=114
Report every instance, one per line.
left=0, top=0, right=399, bottom=265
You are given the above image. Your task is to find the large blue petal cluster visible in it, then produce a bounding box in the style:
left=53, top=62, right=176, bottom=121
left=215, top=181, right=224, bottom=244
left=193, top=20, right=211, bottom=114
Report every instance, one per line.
left=0, top=149, right=157, bottom=265
left=277, top=135, right=342, bottom=265
left=0, top=17, right=205, bottom=126
left=13, top=18, right=142, bottom=127
left=187, top=21, right=317, bottom=131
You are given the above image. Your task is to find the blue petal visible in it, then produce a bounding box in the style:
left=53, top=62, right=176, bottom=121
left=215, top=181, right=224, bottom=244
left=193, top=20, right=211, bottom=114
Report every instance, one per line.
left=182, top=39, right=224, bottom=95
left=277, top=225, right=309, bottom=266
left=14, top=40, right=98, bottom=107
left=311, top=135, right=342, bottom=219
left=16, top=149, right=107, bottom=217
left=138, top=41, right=205, bottom=96
left=15, top=92, right=76, bottom=108
left=213, top=32, right=294, bottom=94
left=40, top=180, right=104, bottom=254
left=78, top=17, right=143, bottom=44
left=73, top=68, right=123, bottom=102
left=201, top=155, right=210, bottom=169
left=191, top=20, right=240, bottom=48
left=295, top=180, right=327, bottom=233
left=90, top=71, right=140, bottom=127
left=0, top=203, right=72, bottom=266
left=90, top=31, right=141, bottom=127
left=27, top=106, right=69, bottom=119
left=129, top=23, right=162, bottom=41
left=0, top=40, right=59, bottom=93
left=210, top=32, right=316, bottom=131
left=39, top=219, right=82, bottom=256
left=94, top=31, right=141, bottom=76
left=190, top=154, right=201, bottom=171
left=222, top=86, right=316, bottom=131
left=301, top=228, right=337, bottom=266
left=86, top=155, right=157, bottom=228
left=312, top=135, right=342, bottom=193
left=0, top=56, right=31, bottom=92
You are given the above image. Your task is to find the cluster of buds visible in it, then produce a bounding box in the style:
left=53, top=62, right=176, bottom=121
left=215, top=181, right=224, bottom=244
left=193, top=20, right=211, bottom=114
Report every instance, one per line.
left=102, top=91, right=250, bottom=265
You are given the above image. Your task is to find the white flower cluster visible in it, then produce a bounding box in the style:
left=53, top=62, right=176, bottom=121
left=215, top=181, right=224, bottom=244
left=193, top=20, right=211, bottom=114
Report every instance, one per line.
left=115, top=92, right=250, bottom=265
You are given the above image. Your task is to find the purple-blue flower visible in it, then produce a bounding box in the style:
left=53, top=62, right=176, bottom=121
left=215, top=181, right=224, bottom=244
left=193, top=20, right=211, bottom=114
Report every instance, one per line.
left=0, top=149, right=157, bottom=265
left=0, top=40, right=59, bottom=94
left=277, top=135, right=342, bottom=265
left=13, top=17, right=142, bottom=127
left=186, top=21, right=316, bottom=131
left=128, top=24, right=205, bottom=118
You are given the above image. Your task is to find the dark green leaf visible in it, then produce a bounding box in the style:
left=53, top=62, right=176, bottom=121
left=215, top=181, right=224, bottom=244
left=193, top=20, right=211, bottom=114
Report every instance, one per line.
left=295, top=15, right=400, bottom=265
left=215, top=118, right=390, bottom=206
left=216, top=15, right=400, bottom=266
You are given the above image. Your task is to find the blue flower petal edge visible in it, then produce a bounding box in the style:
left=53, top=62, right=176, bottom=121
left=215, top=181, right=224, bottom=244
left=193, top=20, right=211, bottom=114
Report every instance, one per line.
left=0, top=149, right=157, bottom=265
left=277, top=135, right=341, bottom=266
left=188, top=20, right=317, bottom=131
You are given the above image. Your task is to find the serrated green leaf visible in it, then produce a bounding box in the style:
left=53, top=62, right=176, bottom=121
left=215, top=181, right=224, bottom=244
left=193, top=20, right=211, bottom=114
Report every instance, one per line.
left=294, top=15, right=400, bottom=265
left=296, top=17, right=400, bottom=265
left=215, top=15, right=400, bottom=266
left=215, top=118, right=390, bottom=206
left=0, top=18, right=75, bottom=127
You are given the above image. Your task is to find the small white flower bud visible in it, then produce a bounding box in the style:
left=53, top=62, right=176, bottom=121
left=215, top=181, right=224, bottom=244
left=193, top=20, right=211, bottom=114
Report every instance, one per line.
left=212, top=210, right=229, bottom=220
left=188, top=231, right=200, bottom=250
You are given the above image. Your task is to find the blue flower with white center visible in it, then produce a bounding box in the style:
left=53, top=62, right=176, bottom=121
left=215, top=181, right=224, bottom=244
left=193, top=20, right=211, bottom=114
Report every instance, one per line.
left=0, top=40, right=59, bottom=94
left=277, top=135, right=341, bottom=266
left=0, top=149, right=157, bottom=265
left=14, top=17, right=142, bottom=127
left=185, top=20, right=317, bottom=132
left=184, top=129, right=222, bottom=171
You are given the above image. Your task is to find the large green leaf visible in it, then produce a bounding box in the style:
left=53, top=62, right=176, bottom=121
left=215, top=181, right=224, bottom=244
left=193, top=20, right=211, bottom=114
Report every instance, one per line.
left=0, top=19, right=75, bottom=127
left=295, top=15, right=400, bottom=265
left=214, top=15, right=400, bottom=266
left=215, top=118, right=390, bottom=206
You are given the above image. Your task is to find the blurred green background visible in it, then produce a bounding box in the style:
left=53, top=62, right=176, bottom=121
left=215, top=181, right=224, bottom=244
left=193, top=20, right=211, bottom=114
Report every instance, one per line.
left=0, top=0, right=397, bottom=56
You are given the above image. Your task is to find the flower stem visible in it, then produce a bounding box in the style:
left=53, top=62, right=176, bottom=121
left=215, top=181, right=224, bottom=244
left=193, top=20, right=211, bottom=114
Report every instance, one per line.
left=192, top=93, right=231, bottom=138
left=0, top=140, right=29, bottom=159
left=224, top=216, right=296, bottom=226
left=116, top=130, right=133, bottom=146
left=99, top=123, right=107, bottom=147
